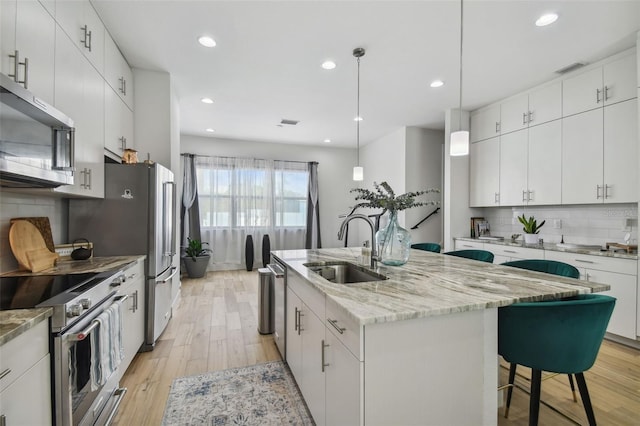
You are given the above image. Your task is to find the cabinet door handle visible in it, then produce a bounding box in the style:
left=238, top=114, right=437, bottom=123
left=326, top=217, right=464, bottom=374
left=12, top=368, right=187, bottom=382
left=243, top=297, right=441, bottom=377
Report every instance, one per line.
left=495, top=122, right=500, bottom=133
left=604, top=85, right=610, bottom=101
left=596, top=185, right=603, bottom=199
left=604, top=184, right=611, bottom=199
left=0, top=368, right=11, bottom=381
left=123, top=78, right=127, bottom=96
left=8, top=50, right=19, bottom=82
left=528, top=111, right=533, bottom=124
left=522, top=190, right=527, bottom=202
left=321, top=340, right=330, bottom=372
left=81, top=25, right=92, bottom=51
left=494, top=192, right=500, bottom=204
left=21, top=56, right=28, bottom=89
left=294, top=307, right=299, bottom=332
left=522, top=112, right=527, bottom=125
left=596, top=88, right=602, bottom=103
left=327, top=318, right=346, bottom=334
left=528, top=190, right=533, bottom=201
left=87, top=29, right=92, bottom=51
left=574, top=259, right=595, bottom=264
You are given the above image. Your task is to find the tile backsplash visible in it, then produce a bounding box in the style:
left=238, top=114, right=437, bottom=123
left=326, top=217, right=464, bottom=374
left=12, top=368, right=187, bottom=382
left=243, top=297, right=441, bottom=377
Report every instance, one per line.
left=0, top=191, right=68, bottom=272
left=482, top=204, right=638, bottom=247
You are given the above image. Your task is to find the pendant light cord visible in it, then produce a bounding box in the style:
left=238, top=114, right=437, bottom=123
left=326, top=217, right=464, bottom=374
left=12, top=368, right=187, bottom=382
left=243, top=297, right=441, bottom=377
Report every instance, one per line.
left=357, top=55, right=361, bottom=166
left=458, top=0, right=464, bottom=131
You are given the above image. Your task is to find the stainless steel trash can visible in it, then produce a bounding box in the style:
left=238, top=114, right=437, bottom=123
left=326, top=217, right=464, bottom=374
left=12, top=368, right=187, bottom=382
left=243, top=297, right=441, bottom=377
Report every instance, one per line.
left=257, top=268, right=274, bottom=334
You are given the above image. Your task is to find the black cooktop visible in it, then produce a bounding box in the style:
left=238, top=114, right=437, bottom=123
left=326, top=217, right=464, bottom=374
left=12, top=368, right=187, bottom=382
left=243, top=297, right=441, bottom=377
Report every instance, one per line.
left=0, top=273, right=99, bottom=310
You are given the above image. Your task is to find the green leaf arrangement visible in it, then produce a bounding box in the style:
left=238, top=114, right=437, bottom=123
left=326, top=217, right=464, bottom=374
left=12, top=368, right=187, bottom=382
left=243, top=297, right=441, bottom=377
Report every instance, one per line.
left=184, top=237, right=212, bottom=261
left=350, top=181, right=440, bottom=212
left=517, top=214, right=546, bottom=234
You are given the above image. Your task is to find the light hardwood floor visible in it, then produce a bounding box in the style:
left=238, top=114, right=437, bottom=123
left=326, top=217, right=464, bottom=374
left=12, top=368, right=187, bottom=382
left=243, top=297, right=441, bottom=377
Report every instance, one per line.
left=113, top=270, right=640, bottom=425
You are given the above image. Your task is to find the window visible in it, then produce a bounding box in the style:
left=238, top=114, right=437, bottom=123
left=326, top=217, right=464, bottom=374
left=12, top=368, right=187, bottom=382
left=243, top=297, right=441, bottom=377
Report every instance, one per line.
left=196, top=157, right=308, bottom=229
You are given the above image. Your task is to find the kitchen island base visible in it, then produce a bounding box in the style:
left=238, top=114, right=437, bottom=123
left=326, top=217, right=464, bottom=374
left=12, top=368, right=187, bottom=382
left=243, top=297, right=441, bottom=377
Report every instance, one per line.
left=364, top=308, right=497, bottom=425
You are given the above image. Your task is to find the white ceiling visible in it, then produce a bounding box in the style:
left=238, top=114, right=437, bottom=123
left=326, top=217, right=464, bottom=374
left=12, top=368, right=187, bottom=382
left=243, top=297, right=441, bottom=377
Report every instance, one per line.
left=92, top=0, right=640, bottom=148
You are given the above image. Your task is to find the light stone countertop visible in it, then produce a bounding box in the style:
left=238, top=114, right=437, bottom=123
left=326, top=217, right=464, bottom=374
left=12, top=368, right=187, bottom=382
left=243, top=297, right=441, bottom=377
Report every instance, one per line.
left=0, top=255, right=144, bottom=277
left=272, top=248, right=610, bottom=326
left=455, top=237, right=638, bottom=260
left=0, top=308, right=52, bottom=346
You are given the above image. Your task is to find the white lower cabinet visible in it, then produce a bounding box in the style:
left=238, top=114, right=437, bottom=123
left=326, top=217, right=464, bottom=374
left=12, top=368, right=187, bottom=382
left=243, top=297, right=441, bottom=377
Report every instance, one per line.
left=118, top=258, right=145, bottom=380
left=0, top=319, right=52, bottom=425
left=544, top=250, right=638, bottom=340
left=325, top=330, right=361, bottom=426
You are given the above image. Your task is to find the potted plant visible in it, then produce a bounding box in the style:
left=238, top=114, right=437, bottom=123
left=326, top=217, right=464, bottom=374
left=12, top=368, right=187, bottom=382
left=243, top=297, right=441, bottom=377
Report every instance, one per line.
left=182, top=237, right=212, bottom=278
left=518, top=214, right=545, bottom=245
left=351, top=181, right=440, bottom=266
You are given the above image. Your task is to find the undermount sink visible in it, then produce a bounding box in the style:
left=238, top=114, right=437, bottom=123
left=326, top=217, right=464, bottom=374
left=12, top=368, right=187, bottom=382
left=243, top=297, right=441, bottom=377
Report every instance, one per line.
left=304, top=261, right=388, bottom=284
left=555, top=243, right=603, bottom=250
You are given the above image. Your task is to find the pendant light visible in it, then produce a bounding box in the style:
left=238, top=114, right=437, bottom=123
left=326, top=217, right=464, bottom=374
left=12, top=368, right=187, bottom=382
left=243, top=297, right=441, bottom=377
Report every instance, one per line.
left=450, top=0, right=469, bottom=156
left=353, top=47, right=365, bottom=181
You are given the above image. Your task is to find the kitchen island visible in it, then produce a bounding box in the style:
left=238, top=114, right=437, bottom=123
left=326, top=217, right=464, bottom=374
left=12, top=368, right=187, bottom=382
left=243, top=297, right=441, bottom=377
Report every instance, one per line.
left=272, top=247, right=610, bottom=426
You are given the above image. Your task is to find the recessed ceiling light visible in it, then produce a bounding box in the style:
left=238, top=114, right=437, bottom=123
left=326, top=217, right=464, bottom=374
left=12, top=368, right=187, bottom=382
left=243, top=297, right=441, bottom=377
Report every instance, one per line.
left=198, top=36, right=216, bottom=47
left=201, top=97, right=214, bottom=104
left=430, top=80, right=444, bottom=88
left=323, top=139, right=331, bottom=143
left=535, top=13, right=558, bottom=27
left=322, top=60, right=336, bottom=70
left=354, top=116, right=363, bottom=122
left=205, top=128, right=215, bottom=133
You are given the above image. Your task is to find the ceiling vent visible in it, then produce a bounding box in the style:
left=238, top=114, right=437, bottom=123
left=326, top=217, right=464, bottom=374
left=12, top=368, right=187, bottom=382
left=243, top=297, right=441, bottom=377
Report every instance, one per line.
left=280, top=119, right=299, bottom=126
left=555, top=62, right=587, bottom=75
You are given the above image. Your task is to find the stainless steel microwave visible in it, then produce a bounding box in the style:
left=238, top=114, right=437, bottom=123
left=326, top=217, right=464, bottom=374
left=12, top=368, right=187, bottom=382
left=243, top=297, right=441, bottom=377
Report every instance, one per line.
left=0, top=73, right=75, bottom=188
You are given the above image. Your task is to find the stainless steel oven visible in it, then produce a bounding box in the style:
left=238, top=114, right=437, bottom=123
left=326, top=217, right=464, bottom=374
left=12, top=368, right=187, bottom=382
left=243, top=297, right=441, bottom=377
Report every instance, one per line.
left=54, top=290, right=128, bottom=426
left=0, top=270, right=130, bottom=426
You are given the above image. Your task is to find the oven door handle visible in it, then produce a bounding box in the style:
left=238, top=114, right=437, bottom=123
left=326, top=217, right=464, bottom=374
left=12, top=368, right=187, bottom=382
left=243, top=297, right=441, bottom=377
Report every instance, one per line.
left=69, top=295, right=129, bottom=341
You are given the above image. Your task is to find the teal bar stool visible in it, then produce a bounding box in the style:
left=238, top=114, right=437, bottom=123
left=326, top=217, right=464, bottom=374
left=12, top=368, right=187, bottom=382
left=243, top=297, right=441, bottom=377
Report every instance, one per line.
left=443, top=249, right=494, bottom=263
left=501, top=259, right=581, bottom=403
left=498, top=294, right=616, bottom=425
left=501, top=259, right=580, bottom=279
left=410, top=242, right=441, bottom=253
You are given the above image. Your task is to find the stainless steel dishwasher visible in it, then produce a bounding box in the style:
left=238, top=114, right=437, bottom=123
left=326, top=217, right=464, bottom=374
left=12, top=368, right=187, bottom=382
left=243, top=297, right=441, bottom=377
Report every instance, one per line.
left=267, top=261, right=286, bottom=360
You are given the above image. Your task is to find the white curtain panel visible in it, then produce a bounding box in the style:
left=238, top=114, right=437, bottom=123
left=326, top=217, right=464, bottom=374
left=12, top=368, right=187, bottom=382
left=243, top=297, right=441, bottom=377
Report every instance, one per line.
left=195, top=156, right=308, bottom=270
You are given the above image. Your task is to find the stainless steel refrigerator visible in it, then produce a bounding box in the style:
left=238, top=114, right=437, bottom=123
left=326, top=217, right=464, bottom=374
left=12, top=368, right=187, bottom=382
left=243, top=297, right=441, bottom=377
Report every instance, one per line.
left=69, top=163, right=177, bottom=350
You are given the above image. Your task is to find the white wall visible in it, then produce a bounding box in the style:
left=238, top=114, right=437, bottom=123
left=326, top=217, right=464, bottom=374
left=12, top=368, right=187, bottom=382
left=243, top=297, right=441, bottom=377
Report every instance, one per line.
left=405, top=127, right=444, bottom=246
left=0, top=192, right=67, bottom=272
left=181, top=135, right=356, bottom=249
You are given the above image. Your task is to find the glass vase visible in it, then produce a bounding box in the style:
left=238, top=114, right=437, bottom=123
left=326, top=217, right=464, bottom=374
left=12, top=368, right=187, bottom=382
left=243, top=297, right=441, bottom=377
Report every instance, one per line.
left=375, top=210, right=411, bottom=266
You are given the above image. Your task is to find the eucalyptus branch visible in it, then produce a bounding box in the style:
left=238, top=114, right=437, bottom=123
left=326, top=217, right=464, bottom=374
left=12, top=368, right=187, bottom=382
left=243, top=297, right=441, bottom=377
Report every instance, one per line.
left=350, top=181, right=440, bottom=212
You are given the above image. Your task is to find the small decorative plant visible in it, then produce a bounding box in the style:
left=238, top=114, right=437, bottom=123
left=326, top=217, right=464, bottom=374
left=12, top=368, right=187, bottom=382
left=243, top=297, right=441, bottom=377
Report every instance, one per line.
left=350, top=182, right=440, bottom=266
left=182, top=238, right=212, bottom=278
left=517, top=214, right=545, bottom=234
left=350, top=181, right=440, bottom=212
left=184, top=238, right=212, bottom=260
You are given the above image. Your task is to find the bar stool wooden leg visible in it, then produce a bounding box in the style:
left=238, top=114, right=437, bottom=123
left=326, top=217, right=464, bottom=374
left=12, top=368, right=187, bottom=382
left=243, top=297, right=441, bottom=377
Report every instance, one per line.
left=575, top=372, right=597, bottom=426
left=567, top=373, right=578, bottom=402
left=504, top=362, right=517, bottom=418
left=529, top=369, right=542, bottom=426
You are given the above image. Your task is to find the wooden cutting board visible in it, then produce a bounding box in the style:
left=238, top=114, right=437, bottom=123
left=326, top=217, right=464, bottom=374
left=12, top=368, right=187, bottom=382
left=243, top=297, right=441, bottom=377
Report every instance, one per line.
left=26, top=248, right=59, bottom=272
left=10, top=217, right=55, bottom=252
left=9, top=220, right=56, bottom=271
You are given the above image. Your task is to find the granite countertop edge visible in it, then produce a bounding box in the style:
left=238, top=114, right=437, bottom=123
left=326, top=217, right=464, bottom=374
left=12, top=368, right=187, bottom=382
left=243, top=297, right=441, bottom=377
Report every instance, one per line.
left=273, top=248, right=609, bottom=327
left=0, top=308, right=53, bottom=346
left=454, top=237, right=638, bottom=260
left=0, top=255, right=145, bottom=277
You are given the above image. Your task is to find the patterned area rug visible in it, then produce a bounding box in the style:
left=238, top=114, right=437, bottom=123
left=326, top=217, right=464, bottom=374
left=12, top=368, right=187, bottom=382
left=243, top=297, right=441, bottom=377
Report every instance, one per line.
left=161, top=361, right=314, bottom=425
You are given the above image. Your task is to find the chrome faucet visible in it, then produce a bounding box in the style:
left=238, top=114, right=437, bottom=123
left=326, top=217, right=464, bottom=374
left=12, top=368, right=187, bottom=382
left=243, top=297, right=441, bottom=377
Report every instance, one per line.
left=337, top=214, right=379, bottom=268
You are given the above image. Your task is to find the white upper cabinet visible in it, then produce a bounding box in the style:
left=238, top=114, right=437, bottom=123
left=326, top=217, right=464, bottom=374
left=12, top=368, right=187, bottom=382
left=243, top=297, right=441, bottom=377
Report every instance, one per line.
left=527, top=120, right=562, bottom=205
left=527, top=82, right=563, bottom=127
left=562, top=108, right=604, bottom=204
left=469, top=137, right=500, bottom=207
left=1, top=0, right=55, bottom=104
left=55, top=0, right=105, bottom=74
left=563, top=53, right=637, bottom=117
left=603, top=99, right=638, bottom=203
left=105, top=33, right=134, bottom=109
left=105, top=85, right=134, bottom=157
left=500, top=82, right=562, bottom=135
left=498, top=130, right=528, bottom=206
left=470, top=104, right=500, bottom=143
